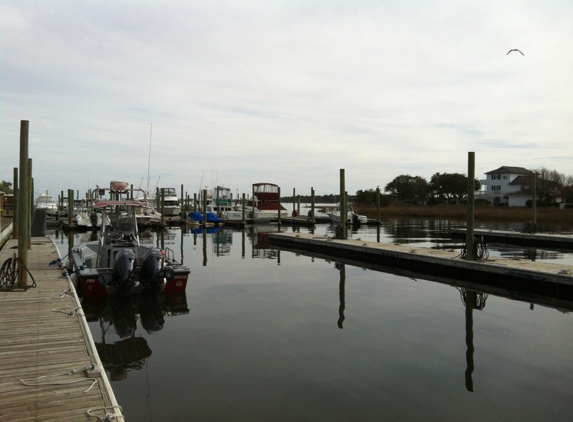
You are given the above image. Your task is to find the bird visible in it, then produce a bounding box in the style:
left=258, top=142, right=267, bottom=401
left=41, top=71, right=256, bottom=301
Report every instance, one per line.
left=507, top=49, right=524, bottom=56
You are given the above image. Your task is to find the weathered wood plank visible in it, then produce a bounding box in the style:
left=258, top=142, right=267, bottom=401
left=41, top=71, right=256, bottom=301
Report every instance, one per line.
left=0, top=236, right=124, bottom=421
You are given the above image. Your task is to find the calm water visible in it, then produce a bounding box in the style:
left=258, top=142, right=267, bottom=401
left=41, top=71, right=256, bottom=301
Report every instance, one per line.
left=52, top=219, right=573, bottom=422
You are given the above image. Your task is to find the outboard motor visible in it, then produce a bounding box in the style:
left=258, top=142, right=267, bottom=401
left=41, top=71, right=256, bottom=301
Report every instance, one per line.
left=141, top=248, right=165, bottom=294
left=90, top=212, right=99, bottom=228
left=112, top=249, right=136, bottom=296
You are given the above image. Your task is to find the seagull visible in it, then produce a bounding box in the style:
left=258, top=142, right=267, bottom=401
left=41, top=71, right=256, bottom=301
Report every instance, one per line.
left=507, top=48, right=524, bottom=56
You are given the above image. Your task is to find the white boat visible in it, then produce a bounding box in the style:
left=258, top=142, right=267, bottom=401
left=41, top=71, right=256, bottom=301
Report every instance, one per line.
left=245, top=183, right=290, bottom=221
left=35, top=193, right=58, bottom=216
left=65, top=182, right=190, bottom=297
left=327, top=203, right=368, bottom=225
left=199, top=186, right=242, bottom=220
left=158, top=187, right=181, bottom=217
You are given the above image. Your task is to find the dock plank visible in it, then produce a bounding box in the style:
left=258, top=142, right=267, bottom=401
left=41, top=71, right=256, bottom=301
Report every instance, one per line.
left=0, top=236, right=124, bottom=422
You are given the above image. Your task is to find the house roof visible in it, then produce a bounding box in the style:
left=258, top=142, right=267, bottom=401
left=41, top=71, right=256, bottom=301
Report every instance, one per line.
left=485, top=166, right=531, bottom=175
left=508, top=175, right=531, bottom=186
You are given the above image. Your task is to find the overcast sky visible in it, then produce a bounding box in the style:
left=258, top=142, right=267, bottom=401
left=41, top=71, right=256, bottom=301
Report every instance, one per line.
left=2, top=0, right=572, bottom=199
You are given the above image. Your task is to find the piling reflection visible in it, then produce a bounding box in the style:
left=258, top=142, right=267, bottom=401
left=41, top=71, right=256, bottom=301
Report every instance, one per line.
left=457, top=289, right=488, bottom=392
left=82, top=292, right=188, bottom=381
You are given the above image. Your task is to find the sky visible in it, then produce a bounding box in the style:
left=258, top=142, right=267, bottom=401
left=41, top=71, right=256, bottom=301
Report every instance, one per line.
left=1, top=0, right=572, bottom=199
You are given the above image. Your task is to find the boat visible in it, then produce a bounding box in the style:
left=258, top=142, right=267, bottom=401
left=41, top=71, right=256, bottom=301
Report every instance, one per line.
left=198, top=186, right=243, bottom=220
left=65, top=182, right=190, bottom=297
left=246, top=183, right=289, bottom=221
left=158, top=187, right=181, bottom=217
left=189, top=211, right=223, bottom=225
left=327, top=203, right=368, bottom=226
left=35, top=192, right=58, bottom=216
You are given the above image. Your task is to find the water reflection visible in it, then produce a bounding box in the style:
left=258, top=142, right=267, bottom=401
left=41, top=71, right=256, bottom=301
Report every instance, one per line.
left=458, top=289, right=488, bottom=393
left=83, top=292, right=189, bottom=381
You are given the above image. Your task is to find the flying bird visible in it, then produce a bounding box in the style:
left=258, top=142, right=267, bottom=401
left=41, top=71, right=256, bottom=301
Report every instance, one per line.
left=507, top=49, right=524, bottom=56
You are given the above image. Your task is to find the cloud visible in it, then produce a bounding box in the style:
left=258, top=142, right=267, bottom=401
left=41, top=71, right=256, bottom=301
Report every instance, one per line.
left=1, top=0, right=572, bottom=198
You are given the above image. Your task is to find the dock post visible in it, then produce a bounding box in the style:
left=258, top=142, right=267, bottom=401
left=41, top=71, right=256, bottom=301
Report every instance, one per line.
left=292, top=188, right=295, bottom=215
left=160, top=188, right=165, bottom=227
left=532, top=172, right=537, bottom=233
left=12, top=168, right=18, bottom=239
left=252, top=185, right=256, bottom=221
left=181, top=184, right=184, bottom=218
left=278, top=187, right=282, bottom=228
left=297, top=195, right=300, bottom=217
left=311, top=187, right=315, bottom=224
left=376, top=186, right=381, bottom=223
left=242, top=193, right=246, bottom=224
left=340, top=169, right=346, bottom=239
left=28, top=159, right=33, bottom=249
left=466, top=152, right=475, bottom=261
left=68, top=189, right=74, bottom=227
left=202, top=189, right=207, bottom=227
left=18, top=120, right=30, bottom=287
left=193, top=193, right=197, bottom=212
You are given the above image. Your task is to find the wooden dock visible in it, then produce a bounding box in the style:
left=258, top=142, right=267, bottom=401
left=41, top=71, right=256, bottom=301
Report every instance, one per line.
left=450, top=228, right=573, bottom=249
left=0, top=234, right=124, bottom=422
left=269, top=233, right=573, bottom=298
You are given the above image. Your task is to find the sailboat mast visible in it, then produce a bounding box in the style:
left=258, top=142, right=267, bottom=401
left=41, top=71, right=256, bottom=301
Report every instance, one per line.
left=146, top=123, right=152, bottom=195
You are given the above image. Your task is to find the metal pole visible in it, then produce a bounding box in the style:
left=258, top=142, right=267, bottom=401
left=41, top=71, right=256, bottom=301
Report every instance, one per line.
left=466, top=152, right=475, bottom=261
left=18, top=120, right=29, bottom=287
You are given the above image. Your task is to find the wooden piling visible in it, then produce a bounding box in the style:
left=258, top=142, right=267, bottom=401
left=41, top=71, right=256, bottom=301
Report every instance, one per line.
left=311, top=187, right=315, bottom=223
left=340, top=169, right=346, bottom=239
left=466, top=152, right=475, bottom=261
left=18, top=120, right=29, bottom=287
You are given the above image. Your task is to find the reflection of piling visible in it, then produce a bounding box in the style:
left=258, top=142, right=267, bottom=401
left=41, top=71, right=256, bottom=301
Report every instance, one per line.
left=336, top=263, right=346, bottom=328
left=464, top=290, right=475, bottom=392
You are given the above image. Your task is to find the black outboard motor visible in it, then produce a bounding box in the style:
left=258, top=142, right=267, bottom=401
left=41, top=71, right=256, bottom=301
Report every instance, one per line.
left=141, top=248, right=165, bottom=294
left=112, top=249, right=136, bottom=296
left=90, top=212, right=99, bottom=228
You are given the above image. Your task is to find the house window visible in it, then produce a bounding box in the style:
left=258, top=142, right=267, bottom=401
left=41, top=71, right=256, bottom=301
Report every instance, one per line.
left=491, top=174, right=501, bottom=180
left=491, top=185, right=501, bottom=191
left=503, top=175, right=508, bottom=179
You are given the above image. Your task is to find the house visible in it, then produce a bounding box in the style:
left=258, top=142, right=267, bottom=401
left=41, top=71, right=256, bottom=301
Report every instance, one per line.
left=478, top=166, right=533, bottom=206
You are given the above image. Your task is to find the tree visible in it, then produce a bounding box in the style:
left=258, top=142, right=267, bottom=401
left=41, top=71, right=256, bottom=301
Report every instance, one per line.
left=429, top=172, right=480, bottom=204
left=384, top=175, right=426, bottom=203
left=0, top=180, right=13, bottom=194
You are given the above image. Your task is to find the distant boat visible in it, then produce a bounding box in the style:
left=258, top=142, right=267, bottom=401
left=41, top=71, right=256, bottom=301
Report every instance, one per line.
left=158, top=188, right=181, bottom=217
left=327, top=203, right=367, bottom=225
left=35, top=193, right=58, bottom=216
left=246, top=183, right=289, bottom=221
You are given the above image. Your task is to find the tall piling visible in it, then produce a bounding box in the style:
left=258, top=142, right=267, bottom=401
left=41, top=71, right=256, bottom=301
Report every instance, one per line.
left=310, top=187, right=315, bottom=224
left=340, top=169, right=346, bottom=239
left=18, top=120, right=30, bottom=287
left=13, top=168, right=19, bottom=238
left=466, top=152, right=475, bottom=261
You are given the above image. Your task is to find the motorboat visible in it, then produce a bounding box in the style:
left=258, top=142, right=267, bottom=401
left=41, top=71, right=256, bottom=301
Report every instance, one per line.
left=246, top=183, right=289, bottom=221
left=35, top=192, right=58, bottom=216
left=65, top=182, right=190, bottom=297
left=158, top=187, right=181, bottom=217
left=327, top=203, right=368, bottom=226
left=189, top=211, right=223, bottom=225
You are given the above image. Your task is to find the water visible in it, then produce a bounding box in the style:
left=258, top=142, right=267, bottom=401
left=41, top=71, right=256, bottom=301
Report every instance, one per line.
left=51, top=220, right=573, bottom=421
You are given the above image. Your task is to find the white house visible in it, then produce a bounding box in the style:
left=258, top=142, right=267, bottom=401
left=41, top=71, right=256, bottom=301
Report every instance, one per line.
left=478, top=166, right=533, bottom=206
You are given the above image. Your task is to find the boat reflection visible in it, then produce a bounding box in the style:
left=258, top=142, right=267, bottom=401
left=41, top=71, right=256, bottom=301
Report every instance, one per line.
left=82, top=292, right=188, bottom=381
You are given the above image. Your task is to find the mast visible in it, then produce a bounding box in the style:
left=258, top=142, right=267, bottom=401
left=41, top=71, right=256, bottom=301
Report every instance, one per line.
left=146, top=123, right=152, bottom=196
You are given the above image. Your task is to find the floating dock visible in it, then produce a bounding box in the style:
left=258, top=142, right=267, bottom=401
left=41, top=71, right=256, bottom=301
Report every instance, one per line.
left=0, top=234, right=124, bottom=421
left=450, top=229, right=573, bottom=249
left=269, top=233, right=573, bottom=299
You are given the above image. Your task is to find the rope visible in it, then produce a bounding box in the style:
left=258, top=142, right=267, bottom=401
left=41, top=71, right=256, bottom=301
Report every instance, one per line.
left=51, top=305, right=81, bottom=317
left=0, top=253, right=37, bottom=291
left=20, top=363, right=98, bottom=393
left=458, top=236, right=489, bottom=261
left=86, top=405, right=124, bottom=421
